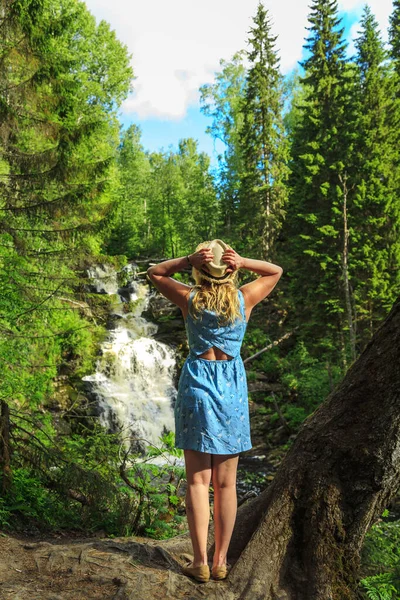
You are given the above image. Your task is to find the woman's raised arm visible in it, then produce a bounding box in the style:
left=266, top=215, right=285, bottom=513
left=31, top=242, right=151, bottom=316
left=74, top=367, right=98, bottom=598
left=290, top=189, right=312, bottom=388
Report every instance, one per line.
left=146, top=248, right=213, bottom=308
left=222, top=248, right=283, bottom=311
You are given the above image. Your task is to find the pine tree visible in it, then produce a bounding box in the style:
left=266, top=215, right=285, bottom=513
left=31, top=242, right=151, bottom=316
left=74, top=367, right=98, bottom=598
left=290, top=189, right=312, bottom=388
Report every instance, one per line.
left=389, top=0, right=400, bottom=74
left=350, top=6, right=400, bottom=348
left=387, top=0, right=400, bottom=300
left=282, top=0, right=353, bottom=366
left=238, top=2, right=289, bottom=258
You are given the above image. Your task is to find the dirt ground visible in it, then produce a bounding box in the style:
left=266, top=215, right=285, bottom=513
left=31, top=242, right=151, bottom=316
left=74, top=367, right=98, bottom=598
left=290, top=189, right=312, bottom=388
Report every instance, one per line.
left=0, top=532, right=234, bottom=600
left=0, top=534, right=119, bottom=599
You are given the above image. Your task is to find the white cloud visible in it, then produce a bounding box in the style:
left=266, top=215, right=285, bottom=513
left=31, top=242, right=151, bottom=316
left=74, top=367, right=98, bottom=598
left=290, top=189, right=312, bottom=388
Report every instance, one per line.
left=340, top=0, right=393, bottom=40
left=84, top=0, right=394, bottom=121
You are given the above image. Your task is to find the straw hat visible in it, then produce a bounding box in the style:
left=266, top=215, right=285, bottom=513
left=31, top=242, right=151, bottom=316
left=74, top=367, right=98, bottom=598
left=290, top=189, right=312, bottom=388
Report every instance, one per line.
left=196, top=239, right=235, bottom=284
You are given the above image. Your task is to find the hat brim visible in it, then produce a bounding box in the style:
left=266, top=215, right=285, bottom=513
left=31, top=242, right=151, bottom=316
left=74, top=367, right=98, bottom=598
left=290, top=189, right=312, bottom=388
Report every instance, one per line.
left=195, top=265, right=237, bottom=285
left=199, top=267, right=233, bottom=281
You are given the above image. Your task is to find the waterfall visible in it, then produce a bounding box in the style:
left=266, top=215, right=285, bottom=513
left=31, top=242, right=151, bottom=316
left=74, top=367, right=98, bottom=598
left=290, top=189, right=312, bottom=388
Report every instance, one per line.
left=83, top=264, right=178, bottom=462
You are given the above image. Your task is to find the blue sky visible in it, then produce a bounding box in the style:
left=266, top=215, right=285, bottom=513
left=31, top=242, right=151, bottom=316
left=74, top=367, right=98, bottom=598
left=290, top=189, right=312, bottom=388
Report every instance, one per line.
left=84, top=0, right=394, bottom=165
left=118, top=105, right=222, bottom=165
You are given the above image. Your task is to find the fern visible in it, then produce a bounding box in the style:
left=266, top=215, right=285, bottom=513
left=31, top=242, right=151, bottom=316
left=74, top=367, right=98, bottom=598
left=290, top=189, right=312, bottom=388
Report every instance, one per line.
left=360, top=572, right=398, bottom=600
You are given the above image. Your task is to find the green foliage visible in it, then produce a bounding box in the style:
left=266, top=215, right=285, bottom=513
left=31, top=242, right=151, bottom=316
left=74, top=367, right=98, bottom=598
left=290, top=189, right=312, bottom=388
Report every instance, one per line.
left=238, top=2, right=289, bottom=257
left=281, top=405, right=309, bottom=429
left=264, top=394, right=305, bottom=431
left=104, top=129, right=220, bottom=258
left=243, top=327, right=270, bottom=358
left=0, top=468, right=76, bottom=529
left=252, top=348, right=282, bottom=379
left=246, top=370, right=258, bottom=382
left=243, top=326, right=283, bottom=379
left=281, top=0, right=400, bottom=367
left=350, top=6, right=400, bottom=343
left=237, top=467, right=269, bottom=490
left=0, top=0, right=134, bottom=418
left=281, top=0, right=353, bottom=362
left=389, top=0, right=400, bottom=68
left=360, top=571, right=400, bottom=600
left=279, top=341, right=340, bottom=412
left=362, top=516, right=400, bottom=570
left=1, top=413, right=186, bottom=538
left=199, top=51, right=247, bottom=240
left=359, top=513, right=400, bottom=599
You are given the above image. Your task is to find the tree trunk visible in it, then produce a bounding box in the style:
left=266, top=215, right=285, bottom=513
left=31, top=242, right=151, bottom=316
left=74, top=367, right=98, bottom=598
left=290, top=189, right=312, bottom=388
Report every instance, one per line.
left=221, top=295, right=400, bottom=599
left=340, top=172, right=356, bottom=362
left=0, top=400, right=12, bottom=494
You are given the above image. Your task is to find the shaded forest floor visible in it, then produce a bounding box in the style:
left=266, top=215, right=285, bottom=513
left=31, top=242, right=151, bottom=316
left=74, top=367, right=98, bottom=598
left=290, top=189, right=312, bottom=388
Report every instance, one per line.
left=0, top=398, right=288, bottom=599
left=0, top=532, right=237, bottom=600
left=2, top=401, right=398, bottom=599
left=2, top=453, right=400, bottom=599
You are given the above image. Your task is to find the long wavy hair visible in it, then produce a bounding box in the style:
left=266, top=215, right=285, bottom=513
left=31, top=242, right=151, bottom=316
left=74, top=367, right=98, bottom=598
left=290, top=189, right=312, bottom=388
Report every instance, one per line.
left=189, top=241, right=243, bottom=326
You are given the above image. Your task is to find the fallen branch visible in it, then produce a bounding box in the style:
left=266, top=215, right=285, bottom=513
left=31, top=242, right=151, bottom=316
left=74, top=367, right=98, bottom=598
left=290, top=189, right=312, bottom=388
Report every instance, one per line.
left=58, top=296, right=97, bottom=324
left=243, top=327, right=299, bottom=364
left=67, top=488, right=91, bottom=505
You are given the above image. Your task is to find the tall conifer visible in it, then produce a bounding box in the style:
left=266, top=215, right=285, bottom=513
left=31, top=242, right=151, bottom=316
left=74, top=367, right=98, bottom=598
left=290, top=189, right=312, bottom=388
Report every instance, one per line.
left=238, top=2, right=288, bottom=258
left=351, top=6, right=399, bottom=347
left=389, top=0, right=400, bottom=72
left=283, top=0, right=352, bottom=365
left=388, top=0, right=400, bottom=299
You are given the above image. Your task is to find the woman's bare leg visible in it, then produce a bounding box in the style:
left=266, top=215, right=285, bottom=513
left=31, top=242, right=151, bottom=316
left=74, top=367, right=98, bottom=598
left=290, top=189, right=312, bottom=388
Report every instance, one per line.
left=211, top=453, right=239, bottom=568
left=183, top=449, right=212, bottom=567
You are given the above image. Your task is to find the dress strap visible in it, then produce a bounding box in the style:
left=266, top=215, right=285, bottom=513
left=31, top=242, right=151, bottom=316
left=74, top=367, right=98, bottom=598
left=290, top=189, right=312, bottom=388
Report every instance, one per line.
left=238, top=289, right=246, bottom=320
left=188, top=288, right=195, bottom=307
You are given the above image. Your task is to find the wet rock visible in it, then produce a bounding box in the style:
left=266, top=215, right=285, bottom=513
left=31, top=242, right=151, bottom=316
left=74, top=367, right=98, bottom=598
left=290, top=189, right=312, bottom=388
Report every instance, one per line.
left=143, top=294, right=182, bottom=322
left=153, top=319, right=187, bottom=347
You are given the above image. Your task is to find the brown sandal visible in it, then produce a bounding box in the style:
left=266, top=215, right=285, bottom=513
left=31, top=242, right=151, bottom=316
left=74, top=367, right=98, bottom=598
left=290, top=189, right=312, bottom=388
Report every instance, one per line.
left=212, top=563, right=230, bottom=580
left=182, top=560, right=210, bottom=583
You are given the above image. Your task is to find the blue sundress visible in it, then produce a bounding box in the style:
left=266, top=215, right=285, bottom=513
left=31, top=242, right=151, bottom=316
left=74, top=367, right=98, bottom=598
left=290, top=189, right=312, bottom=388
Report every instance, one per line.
left=174, top=288, right=252, bottom=454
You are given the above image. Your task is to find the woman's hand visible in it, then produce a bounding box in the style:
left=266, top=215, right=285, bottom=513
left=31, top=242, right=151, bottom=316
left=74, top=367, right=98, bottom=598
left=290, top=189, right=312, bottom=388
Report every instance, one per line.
left=222, top=247, right=245, bottom=271
left=188, top=248, right=214, bottom=270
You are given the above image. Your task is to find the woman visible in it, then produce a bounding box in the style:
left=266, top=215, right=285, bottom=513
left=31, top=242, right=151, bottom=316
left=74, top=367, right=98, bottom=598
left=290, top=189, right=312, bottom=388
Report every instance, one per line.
left=147, top=240, right=283, bottom=583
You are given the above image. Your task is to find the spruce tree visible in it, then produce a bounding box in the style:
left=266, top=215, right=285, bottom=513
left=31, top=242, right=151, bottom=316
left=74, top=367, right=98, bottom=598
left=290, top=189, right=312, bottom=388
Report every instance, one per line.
left=282, top=0, right=353, bottom=366
left=238, top=2, right=289, bottom=258
left=389, top=0, right=400, bottom=74
left=351, top=6, right=400, bottom=348
left=0, top=0, right=133, bottom=496
left=388, top=0, right=400, bottom=299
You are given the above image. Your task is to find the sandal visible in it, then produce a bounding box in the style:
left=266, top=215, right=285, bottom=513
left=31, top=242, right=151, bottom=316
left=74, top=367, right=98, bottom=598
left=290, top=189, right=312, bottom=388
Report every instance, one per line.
left=181, top=559, right=210, bottom=583
left=212, top=563, right=230, bottom=580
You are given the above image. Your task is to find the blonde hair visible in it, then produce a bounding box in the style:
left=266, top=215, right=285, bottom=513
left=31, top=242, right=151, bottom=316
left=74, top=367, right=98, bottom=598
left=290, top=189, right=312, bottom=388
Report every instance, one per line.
left=189, top=241, right=243, bottom=326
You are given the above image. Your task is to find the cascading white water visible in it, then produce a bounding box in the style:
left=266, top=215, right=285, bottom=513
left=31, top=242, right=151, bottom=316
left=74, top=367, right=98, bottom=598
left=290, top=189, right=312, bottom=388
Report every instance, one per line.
left=82, top=264, right=269, bottom=495
left=83, top=264, right=178, bottom=461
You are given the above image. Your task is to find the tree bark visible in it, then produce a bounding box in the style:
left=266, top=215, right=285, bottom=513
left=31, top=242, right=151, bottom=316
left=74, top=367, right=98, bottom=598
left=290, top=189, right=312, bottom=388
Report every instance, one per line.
left=339, top=172, right=356, bottom=363
left=0, top=400, right=12, bottom=494
left=220, top=295, right=400, bottom=599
